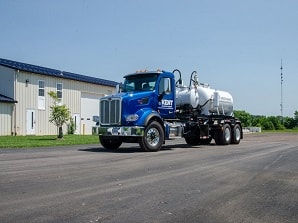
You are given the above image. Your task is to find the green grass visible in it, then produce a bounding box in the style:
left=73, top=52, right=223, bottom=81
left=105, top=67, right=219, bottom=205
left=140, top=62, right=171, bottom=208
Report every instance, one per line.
left=262, top=129, right=298, bottom=133
left=0, top=134, right=100, bottom=148
left=1, top=129, right=297, bottom=149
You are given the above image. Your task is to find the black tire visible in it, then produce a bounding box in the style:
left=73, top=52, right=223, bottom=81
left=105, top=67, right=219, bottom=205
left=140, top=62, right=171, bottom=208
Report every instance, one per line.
left=218, top=124, right=232, bottom=145
left=231, top=124, right=241, bottom=144
left=99, top=136, right=122, bottom=150
left=184, top=135, right=200, bottom=145
left=139, top=121, right=164, bottom=152
left=184, top=123, right=200, bottom=146
left=214, top=130, right=220, bottom=145
left=201, top=137, right=212, bottom=145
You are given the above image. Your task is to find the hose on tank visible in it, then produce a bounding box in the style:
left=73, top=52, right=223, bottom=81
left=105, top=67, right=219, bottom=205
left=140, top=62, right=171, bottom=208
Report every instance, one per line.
left=173, top=69, right=182, bottom=86
left=189, top=71, right=198, bottom=90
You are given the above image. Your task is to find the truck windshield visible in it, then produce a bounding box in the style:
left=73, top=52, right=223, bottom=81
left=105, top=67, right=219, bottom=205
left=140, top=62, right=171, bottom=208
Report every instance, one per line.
left=122, top=74, right=158, bottom=92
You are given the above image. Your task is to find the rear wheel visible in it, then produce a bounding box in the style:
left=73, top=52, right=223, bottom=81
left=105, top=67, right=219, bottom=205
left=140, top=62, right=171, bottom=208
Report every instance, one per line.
left=184, top=123, right=200, bottom=146
left=184, top=135, right=200, bottom=145
left=139, top=121, right=164, bottom=152
left=214, top=131, right=220, bottom=145
left=201, top=137, right=212, bottom=145
left=99, top=136, right=122, bottom=150
left=218, top=124, right=232, bottom=145
left=231, top=124, right=241, bottom=144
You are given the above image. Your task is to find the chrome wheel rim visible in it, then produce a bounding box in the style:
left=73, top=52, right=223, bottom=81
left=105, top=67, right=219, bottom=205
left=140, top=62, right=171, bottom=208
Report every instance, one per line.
left=146, top=127, right=160, bottom=147
left=235, top=127, right=241, bottom=141
left=224, top=127, right=231, bottom=142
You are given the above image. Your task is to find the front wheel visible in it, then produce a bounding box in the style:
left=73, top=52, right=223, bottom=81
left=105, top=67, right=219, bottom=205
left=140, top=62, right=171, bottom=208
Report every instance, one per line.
left=139, top=121, right=164, bottom=152
left=99, top=136, right=122, bottom=150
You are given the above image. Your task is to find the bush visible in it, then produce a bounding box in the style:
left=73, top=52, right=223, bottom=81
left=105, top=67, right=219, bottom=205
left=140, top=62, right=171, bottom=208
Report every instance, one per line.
left=67, top=118, right=75, bottom=134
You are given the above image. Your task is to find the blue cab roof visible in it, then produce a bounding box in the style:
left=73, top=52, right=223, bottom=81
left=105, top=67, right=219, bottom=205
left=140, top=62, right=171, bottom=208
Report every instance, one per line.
left=124, top=70, right=173, bottom=78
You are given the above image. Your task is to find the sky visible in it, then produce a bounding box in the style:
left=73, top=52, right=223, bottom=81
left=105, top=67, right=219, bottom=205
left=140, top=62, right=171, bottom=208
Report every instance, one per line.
left=0, top=0, right=297, bottom=117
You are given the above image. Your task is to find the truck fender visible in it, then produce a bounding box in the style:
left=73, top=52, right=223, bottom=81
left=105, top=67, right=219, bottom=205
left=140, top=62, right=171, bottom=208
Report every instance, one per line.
left=143, top=112, right=164, bottom=127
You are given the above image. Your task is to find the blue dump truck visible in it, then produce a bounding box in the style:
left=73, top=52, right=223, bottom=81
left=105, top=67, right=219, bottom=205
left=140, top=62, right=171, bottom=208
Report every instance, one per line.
left=98, top=69, right=243, bottom=152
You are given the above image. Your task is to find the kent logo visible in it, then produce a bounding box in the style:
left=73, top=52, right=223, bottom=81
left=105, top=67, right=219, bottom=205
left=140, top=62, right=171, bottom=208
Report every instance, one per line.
left=162, top=99, right=173, bottom=107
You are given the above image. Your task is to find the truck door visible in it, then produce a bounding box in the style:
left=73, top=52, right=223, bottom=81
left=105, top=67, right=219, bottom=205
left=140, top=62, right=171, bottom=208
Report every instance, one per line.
left=157, top=77, right=175, bottom=119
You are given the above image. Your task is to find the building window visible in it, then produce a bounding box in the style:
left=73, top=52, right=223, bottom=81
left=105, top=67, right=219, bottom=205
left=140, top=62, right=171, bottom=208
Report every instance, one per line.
left=38, top=80, right=45, bottom=96
left=57, top=83, right=63, bottom=99
left=38, top=80, right=45, bottom=110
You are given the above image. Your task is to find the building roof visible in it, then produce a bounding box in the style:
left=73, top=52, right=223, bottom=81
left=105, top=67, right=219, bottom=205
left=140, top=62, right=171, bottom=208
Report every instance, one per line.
left=0, top=94, right=17, bottom=103
left=0, top=58, right=119, bottom=87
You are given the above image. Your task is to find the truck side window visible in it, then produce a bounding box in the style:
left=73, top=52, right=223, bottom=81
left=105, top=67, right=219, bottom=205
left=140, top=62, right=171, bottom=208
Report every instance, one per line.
left=124, top=80, right=135, bottom=91
left=159, top=78, right=172, bottom=94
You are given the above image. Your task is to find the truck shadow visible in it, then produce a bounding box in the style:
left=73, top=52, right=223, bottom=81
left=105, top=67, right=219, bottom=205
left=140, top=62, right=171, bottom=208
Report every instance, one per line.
left=79, top=143, right=201, bottom=153
left=79, top=147, right=147, bottom=153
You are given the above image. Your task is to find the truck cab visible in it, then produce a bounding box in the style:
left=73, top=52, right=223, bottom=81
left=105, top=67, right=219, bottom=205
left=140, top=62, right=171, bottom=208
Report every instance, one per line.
left=98, top=70, right=176, bottom=151
left=121, top=70, right=176, bottom=122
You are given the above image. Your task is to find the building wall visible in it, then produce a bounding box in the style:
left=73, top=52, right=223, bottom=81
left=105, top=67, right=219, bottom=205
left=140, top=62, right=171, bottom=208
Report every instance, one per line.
left=81, top=92, right=105, bottom=135
left=12, top=70, right=115, bottom=135
left=0, top=103, right=14, bottom=135
left=0, top=66, right=15, bottom=136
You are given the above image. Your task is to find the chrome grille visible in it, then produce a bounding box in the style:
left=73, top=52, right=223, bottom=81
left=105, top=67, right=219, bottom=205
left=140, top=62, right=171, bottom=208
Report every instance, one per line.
left=100, top=97, right=121, bottom=125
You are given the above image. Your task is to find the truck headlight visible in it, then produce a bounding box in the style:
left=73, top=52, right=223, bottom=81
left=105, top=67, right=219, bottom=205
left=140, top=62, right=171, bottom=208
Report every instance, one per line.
left=126, top=114, right=139, bottom=122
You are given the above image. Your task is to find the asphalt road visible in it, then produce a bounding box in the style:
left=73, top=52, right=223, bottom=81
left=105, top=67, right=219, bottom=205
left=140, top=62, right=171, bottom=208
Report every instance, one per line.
left=0, top=133, right=297, bottom=223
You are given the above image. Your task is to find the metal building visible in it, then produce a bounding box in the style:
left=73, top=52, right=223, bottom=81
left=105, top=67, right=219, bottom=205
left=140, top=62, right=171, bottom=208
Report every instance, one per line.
left=0, top=58, right=118, bottom=136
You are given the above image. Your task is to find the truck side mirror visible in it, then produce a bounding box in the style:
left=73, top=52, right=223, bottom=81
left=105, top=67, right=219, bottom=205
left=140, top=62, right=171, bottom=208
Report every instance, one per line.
left=116, top=83, right=122, bottom=93
left=158, top=91, right=165, bottom=101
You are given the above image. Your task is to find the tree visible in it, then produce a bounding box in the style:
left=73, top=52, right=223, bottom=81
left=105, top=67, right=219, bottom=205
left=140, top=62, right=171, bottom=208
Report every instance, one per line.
left=251, top=115, right=265, bottom=127
left=48, top=91, right=71, bottom=139
left=235, top=110, right=297, bottom=130
left=283, top=117, right=296, bottom=129
left=294, top=110, right=298, bottom=119
left=234, top=110, right=252, bottom=127
left=263, top=120, right=275, bottom=130
left=267, top=116, right=285, bottom=130
left=294, top=111, right=298, bottom=127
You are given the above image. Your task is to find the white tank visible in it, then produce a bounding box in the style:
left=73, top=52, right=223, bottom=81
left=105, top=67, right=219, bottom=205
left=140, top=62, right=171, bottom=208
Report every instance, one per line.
left=176, top=86, right=200, bottom=109
left=176, top=84, right=234, bottom=116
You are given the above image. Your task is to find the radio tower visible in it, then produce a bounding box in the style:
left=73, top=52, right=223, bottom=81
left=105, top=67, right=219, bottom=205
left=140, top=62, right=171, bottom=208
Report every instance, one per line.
left=280, top=59, right=283, bottom=122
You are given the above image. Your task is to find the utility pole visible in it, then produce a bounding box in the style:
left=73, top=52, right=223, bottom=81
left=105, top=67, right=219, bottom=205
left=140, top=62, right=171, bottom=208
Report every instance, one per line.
left=280, top=59, right=283, bottom=122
